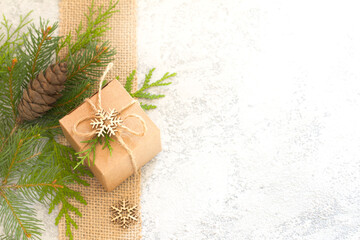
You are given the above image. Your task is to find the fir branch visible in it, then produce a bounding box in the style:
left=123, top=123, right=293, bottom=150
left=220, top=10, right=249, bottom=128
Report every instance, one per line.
left=67, top=44, right=110, bottom=81
left=140, top=103, right=157, bottom=110
left=133, top=91, right=165, bottom=99
left=36, top=140, right=90, bottom=240
left=123, top=70, right=136, bottom=93
left=18, top=3, right=116, bottom=129
left=0, top=126, right=43, bottom=182
left=0, top=190, right=32, bottom=239
left=16, top=152, right=41, bottom=164
left=0, top=189, right=42, bottom=240
left=74, top=129, right=118, bottom=170
left=0, top=122, right=19, bottom=155
left=60, top=0, right=119, bottom=61
left=103, top=134, right=114, bottom=156
left=47, top=139, right=93, bottom=185
left=13, top=165, right=64, bottom=202
left=123, top=69, right=176, bottom=110
left=18, top=19, right=60, bottom=86
left=0, top=13, right=31, bottom=123
left=1, top=19, right=61, bottom=123
left=74, top=137, right=99, bottom=169
left=54, top=83, right=91, bottom=107
left=7, top=59, right=18, bottom=119
left=2, top=139, right=23, bottom=185
left=30, top=25, right=52, bottom=78
left=52, top=187, right=85, bottom=240
left=0, top=12, right=32, bottom=61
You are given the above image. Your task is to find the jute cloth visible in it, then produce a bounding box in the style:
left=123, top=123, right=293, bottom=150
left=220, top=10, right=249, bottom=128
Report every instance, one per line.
left=58, top=0, right=141, bottom=239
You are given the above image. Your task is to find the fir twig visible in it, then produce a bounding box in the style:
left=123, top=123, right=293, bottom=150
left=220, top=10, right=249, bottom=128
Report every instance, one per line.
left=18, top=19, right=61, bottom=93
left=60, top=0, right=119, bottom=61
left=103, top=134, right=114, bottom=156
left=74, top=137, right=99, bottom=169
left=0, top=190, right=32, bottom=239
left=7, top=59, right=17, bottom=119
left=2, top=139, right=23, bottom=185
left=67, top=45, right=109, bottom=81
left=54, top=83, right=91, bottom=107
left=0, top=117, right=19, bottom=155
left=0, top=12, right=32, bottom=52
left=124, top=70, right=136, bottom=93
left=0, top=13, right=31, bottom=126
left=30, top=25, right=52, bottom=78
left=16, top=152, right=42, bottom=164
left=122, top=69, right=176, bottom=110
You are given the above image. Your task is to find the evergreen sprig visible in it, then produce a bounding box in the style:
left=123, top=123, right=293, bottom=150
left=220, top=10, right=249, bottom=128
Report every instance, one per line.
left=74, top=137, right=99, bottom=170
left=0, top=1, right=119, bottom=239
left=58, top=0, right=119, bottom=61
left=74, top=134, right=114, bottom=170
left=0, top=189, right=42, bottom=240
left=122, top=69, right=176, bottom=110
left=0, top=11, right=32, bottom=65
left=0, top=12, right=32, bottom=135
left=20, top=20, right=61, bottom=84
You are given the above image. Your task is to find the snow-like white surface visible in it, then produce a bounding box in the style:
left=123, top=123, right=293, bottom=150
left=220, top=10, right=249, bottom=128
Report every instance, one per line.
left=3, top=0, right=360, bottom=239
left=139, top=0, right=360, bottom=239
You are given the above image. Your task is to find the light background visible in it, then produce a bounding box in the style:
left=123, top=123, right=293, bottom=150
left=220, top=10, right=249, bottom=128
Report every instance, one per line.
left=2, top=0, right=360, bottom=239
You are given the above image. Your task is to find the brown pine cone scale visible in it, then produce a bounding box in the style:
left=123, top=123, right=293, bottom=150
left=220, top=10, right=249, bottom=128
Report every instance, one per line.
left=18, top=62, right=67, bottom=121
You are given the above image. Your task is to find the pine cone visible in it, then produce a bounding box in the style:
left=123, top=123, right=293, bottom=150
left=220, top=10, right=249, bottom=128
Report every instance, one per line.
left=18, top=63, right=67, bottom=121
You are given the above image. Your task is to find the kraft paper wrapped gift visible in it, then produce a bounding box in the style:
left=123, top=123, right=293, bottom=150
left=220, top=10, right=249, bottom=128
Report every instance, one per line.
left=59, top=80, right=161, bottom=192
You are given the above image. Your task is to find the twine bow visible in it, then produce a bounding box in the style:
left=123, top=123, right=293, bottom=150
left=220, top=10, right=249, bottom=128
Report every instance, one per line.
left=72, top=63, right=147, bottom=173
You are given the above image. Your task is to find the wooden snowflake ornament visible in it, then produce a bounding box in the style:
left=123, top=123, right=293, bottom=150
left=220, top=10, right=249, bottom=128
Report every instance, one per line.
left=111, top=200, right=138, bottom=228
left=90, top=108, right=123, bottom=137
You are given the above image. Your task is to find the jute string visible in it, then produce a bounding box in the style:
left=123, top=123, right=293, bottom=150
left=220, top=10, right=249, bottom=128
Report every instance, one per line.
left=58, top=1, right=141, bottom=239
left=72, top=63, right=147, bottom=173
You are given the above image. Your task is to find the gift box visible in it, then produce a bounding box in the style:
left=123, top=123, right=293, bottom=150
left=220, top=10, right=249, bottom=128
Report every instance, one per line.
left=59, top=80, right=161, bottom=192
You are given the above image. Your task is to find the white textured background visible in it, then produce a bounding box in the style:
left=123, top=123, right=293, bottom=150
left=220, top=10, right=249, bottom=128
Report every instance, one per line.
left=2, top=0, right=360, bottom=239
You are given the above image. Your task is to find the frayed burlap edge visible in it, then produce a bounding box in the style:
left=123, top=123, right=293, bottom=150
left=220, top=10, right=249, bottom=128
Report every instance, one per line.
left=58, top=1, right=141, bottom=239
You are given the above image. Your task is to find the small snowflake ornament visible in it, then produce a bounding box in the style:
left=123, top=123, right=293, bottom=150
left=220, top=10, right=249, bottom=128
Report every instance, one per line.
left=111, top=200, right=138, bottom=228
left=90, top=108, right=123, bottom=137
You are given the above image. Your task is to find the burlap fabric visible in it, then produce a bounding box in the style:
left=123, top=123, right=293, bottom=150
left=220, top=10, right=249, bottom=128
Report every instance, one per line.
left=58, top=0, right=141, bottom=239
